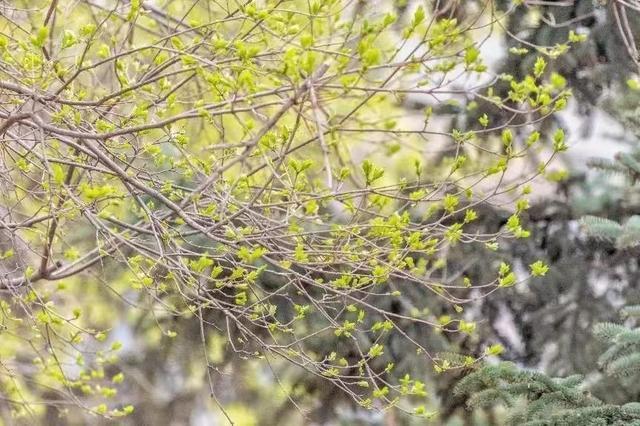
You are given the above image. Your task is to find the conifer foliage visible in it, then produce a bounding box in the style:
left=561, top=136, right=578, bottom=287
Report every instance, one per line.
left=455, top=312, right=640, bottom=426
left=455, top=306, right=640, bottom=426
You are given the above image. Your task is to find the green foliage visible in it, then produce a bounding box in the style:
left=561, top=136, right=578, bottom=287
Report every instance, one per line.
left=594, top=314, right=640, bottom=378
left=457, top=308, right=640, bottom=425
left=580, top=215, right=624, bottom=242
left=581, top=150, right=640, bottom=249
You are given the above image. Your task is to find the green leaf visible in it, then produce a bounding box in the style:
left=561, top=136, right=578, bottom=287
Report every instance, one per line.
left=31, top=26, right=48, bottom=48
left=464, top=46, right=480, bottom=65
left=533, top=56, right=547, bottom=78
left=412, top=6, right=425, bottom=26
left=498, top=272, right=516, bottom=287
left=361, top=160, right=384, bottom=185
left=443, top=194, right=459, bottom=212
left=552, top=128, right=567, bottom=152
left=485, top=344, right=504, bottom=356
left=529, top=260, right=549, bottom=277
left=368, top=344, right=384, bottom=358
left=61, top=30, right=77, bottom=49
left=361, top=47, right=381, bottom=67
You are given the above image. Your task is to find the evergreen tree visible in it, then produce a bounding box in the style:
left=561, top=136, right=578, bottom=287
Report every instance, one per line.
left=456, top=305, right=640, bottom=425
